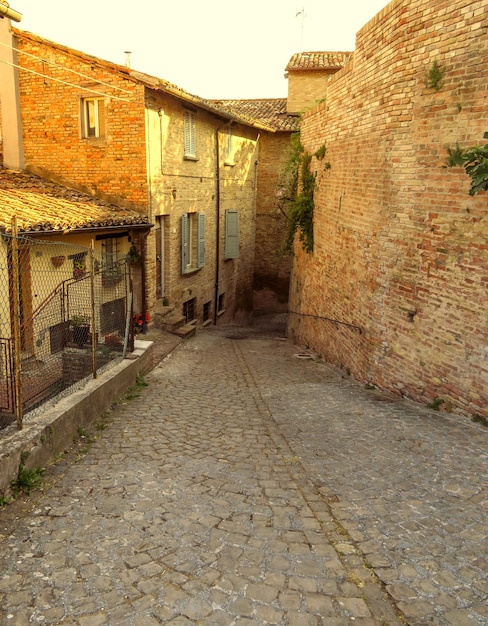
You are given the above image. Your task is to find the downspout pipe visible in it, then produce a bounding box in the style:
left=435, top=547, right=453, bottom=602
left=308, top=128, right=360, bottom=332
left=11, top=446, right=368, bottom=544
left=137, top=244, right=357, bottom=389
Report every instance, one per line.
left=140, top=227, right=151, bottom=333
left=213, top=120, right=233, bottom=325
left=0, top=4, right=22, bottom=21
left=213, top=128, right=221, bottom=325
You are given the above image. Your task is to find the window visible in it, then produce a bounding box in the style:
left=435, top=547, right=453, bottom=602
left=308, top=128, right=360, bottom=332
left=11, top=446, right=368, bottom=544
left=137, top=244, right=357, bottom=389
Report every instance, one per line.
left=218, top=293, right=225, bottom=313
left=183, top=109, right=197, bottom=158
left=203, top=301, right=211, bottom=323
left=183, top=297, right=196, bottom=323
left=181, top=213, right=205, bottom=273
left=81, top=98, right=105, bottom=138
left=102, top=237, right=120, bottom=269
left=224, top=210, right=240, bottom=259
left=101, top=237, right=123, bottom=286
left=224, top=128, right=234, bottom=165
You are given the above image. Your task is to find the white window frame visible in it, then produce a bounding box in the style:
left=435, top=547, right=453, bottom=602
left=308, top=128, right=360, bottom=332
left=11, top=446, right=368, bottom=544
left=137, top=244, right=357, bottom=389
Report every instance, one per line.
left=81, top=97, right=104, bottom=138
left=183, top=109, right=197, bottom=159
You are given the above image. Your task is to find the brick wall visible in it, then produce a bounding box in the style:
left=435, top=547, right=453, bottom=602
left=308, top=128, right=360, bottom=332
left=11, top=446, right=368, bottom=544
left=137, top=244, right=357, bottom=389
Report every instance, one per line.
left=145, top=92, right=259, bottom=323
left=14, top=30, right=259, bottom=326
left=254, top=131, right=293, bottom=313
left=287, top=70, right=334, bottom=114
left=289, top=0, right=488, bottom=419
left=15, top=31, right=148, bottom=211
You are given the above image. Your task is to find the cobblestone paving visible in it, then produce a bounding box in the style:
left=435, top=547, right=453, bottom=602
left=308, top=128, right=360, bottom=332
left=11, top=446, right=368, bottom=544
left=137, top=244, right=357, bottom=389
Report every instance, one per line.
left=0, top=324, right=486, bottom=625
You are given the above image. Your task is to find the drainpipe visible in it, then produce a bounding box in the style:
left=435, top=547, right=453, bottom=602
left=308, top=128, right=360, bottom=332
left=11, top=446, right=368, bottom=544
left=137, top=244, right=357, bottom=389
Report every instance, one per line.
left=213, top=128, right=221, bottom=325
left=0, top=4, right=22, bottom=21
left=213, top=121, right=234, bottom=325
left=140, top=227, right=151, bottom=333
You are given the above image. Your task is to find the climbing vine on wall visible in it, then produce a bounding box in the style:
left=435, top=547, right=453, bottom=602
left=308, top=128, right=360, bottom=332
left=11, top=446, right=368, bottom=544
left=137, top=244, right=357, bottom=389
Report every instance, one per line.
left=447, top=133, right=488, bottom=195
left=278, top=132, right=329, bottom=254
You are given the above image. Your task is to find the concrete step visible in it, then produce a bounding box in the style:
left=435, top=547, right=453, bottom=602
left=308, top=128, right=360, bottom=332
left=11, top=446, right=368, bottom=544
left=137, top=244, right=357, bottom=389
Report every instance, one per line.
left=173, top=323, right=197, bottom=338
left=158, top=314, right=186, bottom=333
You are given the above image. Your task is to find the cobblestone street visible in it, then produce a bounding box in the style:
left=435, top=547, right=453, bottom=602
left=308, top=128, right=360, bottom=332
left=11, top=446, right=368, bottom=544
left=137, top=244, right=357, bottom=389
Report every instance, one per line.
left=0, top=323, right=487, bottom=625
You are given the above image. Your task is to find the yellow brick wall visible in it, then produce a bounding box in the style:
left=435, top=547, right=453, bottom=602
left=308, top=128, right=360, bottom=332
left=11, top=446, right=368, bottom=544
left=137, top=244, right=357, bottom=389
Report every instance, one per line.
left=144, top=93, right=260, bottom=323
left=287, top=70, right=334, bottom=114
left=289, top=0, right=488, bottom=419
left=254, top=132, right=293, bottom=312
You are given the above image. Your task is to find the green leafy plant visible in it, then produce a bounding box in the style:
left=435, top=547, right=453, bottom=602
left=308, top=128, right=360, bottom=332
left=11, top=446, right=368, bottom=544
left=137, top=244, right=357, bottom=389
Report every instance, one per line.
left=0, top=494, right=11, bottom=507
left=11, top=465, right=44, bottom=497
left=70, top=314, right=89, bottom=328
left=426, top=59, right=445, bottom=91
left=472, top=414, right=488, bottom=427
left=278, top=133, right=329, bottom=255
left=127, top=244, right=141, bottom=264
left=427, top=397, right=445, bottom=411
left=447, top=136, right=488, bottom=195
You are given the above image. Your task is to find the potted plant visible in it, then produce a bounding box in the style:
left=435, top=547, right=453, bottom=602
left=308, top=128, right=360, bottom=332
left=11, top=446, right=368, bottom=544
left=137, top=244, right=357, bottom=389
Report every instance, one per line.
left=70, top=314, right=90, bottom=348
left=73, top=260, right=86, bottom=279
left=51, top=255, right=66, bottom=267
left=127, top=244, right=141, bottom=265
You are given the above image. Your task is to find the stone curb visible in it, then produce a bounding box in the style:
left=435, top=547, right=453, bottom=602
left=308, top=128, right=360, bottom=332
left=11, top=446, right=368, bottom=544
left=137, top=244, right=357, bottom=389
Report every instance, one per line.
left=0, top=339, right=154, bottom=496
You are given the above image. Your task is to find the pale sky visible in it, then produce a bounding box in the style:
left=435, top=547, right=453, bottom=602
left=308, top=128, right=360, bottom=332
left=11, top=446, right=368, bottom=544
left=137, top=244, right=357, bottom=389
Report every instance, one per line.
left=12, top=0, right=390, bottom=99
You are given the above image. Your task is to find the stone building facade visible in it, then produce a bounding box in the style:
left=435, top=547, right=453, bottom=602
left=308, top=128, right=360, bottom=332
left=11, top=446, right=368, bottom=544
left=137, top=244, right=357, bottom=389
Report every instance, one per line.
left=212, top=98, right=299, bottom=314
left=289, top=0, right=488, bottom=418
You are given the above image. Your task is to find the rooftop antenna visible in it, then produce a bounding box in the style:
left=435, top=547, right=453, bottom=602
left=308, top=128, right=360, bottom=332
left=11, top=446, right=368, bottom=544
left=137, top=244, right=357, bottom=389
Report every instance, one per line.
left=295, top=7, right=305, bottom=50
left=124, top=51, right=132, bottom=68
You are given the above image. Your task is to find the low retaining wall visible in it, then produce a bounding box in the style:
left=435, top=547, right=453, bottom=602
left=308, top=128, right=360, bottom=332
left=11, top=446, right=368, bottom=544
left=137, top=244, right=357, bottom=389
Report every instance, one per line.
left=0, top=339, right=153, bottom=496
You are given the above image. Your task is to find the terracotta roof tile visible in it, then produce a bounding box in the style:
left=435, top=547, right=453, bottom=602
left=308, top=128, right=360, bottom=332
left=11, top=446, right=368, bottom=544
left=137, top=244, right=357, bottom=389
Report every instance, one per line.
left=14, top=29, right=275, bottom=133
left=0, top=167, right=149, bottom=233
left=285, top=51, right=352, bottom=71
left=210, top=99, right=299, bottom=132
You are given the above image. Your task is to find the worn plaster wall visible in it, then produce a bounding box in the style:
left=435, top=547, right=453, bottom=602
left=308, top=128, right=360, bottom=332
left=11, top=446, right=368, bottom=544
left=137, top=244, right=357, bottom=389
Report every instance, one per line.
left=289, top=0, right=488, bottom=418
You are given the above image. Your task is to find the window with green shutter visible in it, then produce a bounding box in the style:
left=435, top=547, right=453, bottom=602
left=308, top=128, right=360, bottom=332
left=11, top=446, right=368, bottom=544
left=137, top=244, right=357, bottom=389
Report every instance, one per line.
left=224, top=210, right=240, bottom=259
left=181, top=212, right=205, bottom=273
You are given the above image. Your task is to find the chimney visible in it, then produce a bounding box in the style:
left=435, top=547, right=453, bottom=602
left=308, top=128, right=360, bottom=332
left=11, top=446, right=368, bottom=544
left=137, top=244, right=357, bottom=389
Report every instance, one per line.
left=0, top=6, right=24, bottom=170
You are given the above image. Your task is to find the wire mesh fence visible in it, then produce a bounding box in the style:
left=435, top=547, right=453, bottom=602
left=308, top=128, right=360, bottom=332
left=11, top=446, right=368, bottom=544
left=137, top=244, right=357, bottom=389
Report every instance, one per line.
left=0, top=233, right=134, bottom=432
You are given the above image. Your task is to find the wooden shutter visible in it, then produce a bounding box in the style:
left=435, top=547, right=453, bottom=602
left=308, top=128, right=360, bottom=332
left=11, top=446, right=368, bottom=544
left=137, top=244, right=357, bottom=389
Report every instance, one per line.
left=184, top=110, right=196, bottom=157
left=181, top=213, right=189, bottom=273
left=197, top=213, right=205, bottom=268
left=224, top=210, right=239, bottom=259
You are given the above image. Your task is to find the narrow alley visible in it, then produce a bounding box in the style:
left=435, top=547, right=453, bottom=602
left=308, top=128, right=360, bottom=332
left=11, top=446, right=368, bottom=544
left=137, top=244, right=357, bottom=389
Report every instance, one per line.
left=0, top=323, right=486, bottom=626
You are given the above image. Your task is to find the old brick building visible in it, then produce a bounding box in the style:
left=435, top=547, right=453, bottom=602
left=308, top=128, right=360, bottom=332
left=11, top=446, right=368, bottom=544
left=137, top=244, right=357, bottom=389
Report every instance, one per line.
left=285, top=51, right=352, bottom=115
left=3, top=26, right=274, bottom=328
left=289, top=0, right=488, bottom=419
left=212, top=98, right=299, bottom=313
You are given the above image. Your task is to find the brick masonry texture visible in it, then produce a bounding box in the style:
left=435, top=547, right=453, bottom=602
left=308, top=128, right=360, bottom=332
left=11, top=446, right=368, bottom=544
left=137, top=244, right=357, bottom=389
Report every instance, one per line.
left=289, top=0, right=488, bottom=418
left=254, top=132, right=293, bottom=309
left=15, top=34, right=149, bottom=212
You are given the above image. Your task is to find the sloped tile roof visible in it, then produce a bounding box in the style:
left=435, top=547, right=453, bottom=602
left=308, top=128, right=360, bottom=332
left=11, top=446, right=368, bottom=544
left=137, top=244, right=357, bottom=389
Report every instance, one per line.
left=210, top=99, right=299, bottom=132
left=0, top=167, right=150, bottom=234
left=286, top=51, right=352, bottom=71
left=14, top=29, right=275, bottom=133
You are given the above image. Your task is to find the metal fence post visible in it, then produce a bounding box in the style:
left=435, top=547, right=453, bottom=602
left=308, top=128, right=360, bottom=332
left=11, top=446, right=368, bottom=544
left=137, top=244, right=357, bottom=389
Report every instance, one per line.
left=89, top=242, right=97, bottom=379
left=10, top=217, right=23, bottom=429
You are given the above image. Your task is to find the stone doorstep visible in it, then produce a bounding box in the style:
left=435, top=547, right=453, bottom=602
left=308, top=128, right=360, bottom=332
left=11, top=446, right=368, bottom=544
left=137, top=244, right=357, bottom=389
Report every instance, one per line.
left=158, top=314, right=186, bottom=333
left=173, top=323, right=197, bottom=338
left=0, top=339, right=154, bottom=497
